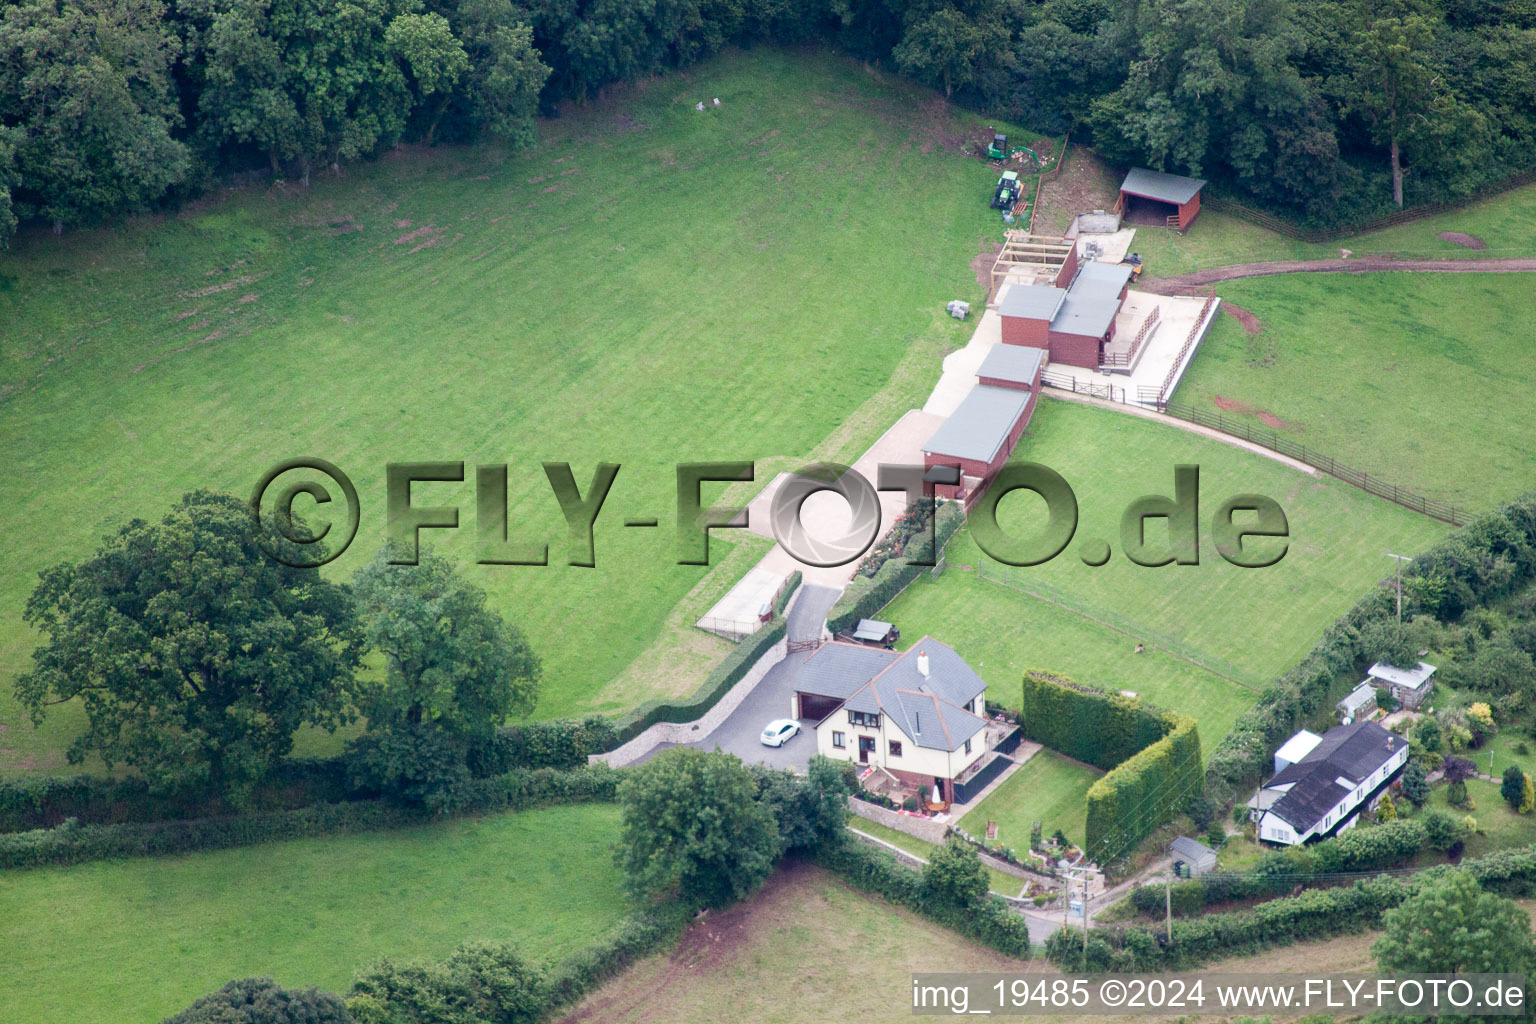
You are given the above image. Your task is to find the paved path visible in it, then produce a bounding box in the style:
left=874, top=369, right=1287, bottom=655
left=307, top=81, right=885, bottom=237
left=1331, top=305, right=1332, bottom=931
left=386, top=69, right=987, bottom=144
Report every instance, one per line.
left=1144, top=255, right=1536, bottom=294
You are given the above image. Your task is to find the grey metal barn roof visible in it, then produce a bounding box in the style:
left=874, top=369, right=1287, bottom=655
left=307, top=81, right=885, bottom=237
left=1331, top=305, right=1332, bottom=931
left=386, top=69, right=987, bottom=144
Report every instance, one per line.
left=1171, top=836, right=1216, bottom=862
left=1049, top=293, right=1118, bottom=339
left=999, top=283, right=1067, bottom=321
left=976, top=344, right=1043, bottom=386
left=1066, top=260, right=1133, bottom=302
left=1265, top=721, right=1403, bottom=833
left=1120, top=167, right=1206, bottom=206
left=920, top=385, right=1030, bottom=463
left=852, top=619, right=894, bottom=641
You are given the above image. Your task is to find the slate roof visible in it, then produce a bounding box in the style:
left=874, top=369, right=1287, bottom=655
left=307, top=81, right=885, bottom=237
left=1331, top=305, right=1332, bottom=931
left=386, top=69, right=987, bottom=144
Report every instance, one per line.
left=1049, top=292, right=1118, bottom=338
left=802, top=638, right=988, bottom=752
left=976, top=344, right=1043, bottom=386
left=1368, top=661, right=1436, bottom=690
left=1120, top=167, right=1206, bottom=206
left=920, top=385, right=1031, bottom=463
left=1263, top=721, right=1403, bottom=833
left=1171, top=836, right=1216, bottom=862
left=999, top=283, right=1067, bottom=321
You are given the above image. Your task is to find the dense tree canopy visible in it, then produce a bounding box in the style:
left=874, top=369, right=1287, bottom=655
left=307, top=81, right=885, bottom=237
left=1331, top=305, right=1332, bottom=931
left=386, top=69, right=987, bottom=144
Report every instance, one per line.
left=1375, top=868, right=1536, bottom=978
left=16, top=491, right=365, bottom=800
left=3, top=0, right=1536, bottom=237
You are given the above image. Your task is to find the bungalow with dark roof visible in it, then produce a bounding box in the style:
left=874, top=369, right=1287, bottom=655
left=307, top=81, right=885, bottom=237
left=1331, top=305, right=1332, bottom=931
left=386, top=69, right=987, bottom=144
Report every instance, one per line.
left=797, top=638, right=991, bottom=804
left=1253, top=721, right=1408, bottom=846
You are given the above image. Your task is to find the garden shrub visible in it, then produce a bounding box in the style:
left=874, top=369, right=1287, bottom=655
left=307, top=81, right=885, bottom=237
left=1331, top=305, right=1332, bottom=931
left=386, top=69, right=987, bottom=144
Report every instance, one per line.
left=161, top=977, right=353, bottom=1024
left=826, top=501, right=965, bottom=635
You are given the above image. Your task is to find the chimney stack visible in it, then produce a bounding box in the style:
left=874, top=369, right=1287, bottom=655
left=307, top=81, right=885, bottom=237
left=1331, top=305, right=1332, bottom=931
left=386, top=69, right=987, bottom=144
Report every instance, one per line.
left=917, top=651, right=929, bottom=678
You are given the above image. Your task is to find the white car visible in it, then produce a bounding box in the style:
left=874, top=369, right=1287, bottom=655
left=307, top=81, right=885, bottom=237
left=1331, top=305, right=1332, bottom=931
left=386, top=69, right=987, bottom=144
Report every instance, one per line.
left=760, top=719, right=801, bottom=747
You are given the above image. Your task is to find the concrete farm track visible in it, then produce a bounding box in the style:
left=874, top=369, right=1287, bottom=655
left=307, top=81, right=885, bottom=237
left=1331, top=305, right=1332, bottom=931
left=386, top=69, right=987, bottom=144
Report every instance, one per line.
left=1143, top=255, right=1536, bottom=294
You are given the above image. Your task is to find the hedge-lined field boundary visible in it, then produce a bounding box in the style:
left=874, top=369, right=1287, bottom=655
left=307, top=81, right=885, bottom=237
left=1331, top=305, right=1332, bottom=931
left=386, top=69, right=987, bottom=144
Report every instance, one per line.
left=817, top=841, right=1033, bottom=959
left=1205, top=490, right=1536, bottom=801
left=827, top=501, right=966, bottom=635
left=1049, top=840, right=1536, bottom=972
left=0, top=764, right=620, bottom=871
left=0, top=716, right=620, bottom=835
left=1018, top=671, right=1201, bottom=865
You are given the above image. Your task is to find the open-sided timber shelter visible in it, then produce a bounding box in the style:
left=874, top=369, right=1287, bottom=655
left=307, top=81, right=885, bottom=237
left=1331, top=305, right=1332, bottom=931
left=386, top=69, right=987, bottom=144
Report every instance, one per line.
left=1117, top=167, right=1206, bottom=230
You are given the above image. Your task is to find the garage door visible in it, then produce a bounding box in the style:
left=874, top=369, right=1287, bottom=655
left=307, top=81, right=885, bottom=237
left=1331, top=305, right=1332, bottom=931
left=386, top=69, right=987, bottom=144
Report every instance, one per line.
left=797, top=693, right=844, bottom=723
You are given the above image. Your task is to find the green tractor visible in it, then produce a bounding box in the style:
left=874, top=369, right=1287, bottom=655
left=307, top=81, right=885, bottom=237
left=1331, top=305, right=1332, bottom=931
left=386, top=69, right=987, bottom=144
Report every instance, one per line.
left=986, top=133, right=1008, bottom=160
left=991, top=170, right=1021, bottom=210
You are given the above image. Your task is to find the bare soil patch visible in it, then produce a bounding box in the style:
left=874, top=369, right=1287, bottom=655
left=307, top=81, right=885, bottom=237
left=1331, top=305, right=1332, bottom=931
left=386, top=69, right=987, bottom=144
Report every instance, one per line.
left=1035, top=147, right=1120, bottom=236
left=1438, top=230, right=1487, bottom=249
left=971, top=236, right=1003, bottom=289
left=1222, top=302, right=1262, bottom=335
left=1213, top=395, right=1289, bottom=430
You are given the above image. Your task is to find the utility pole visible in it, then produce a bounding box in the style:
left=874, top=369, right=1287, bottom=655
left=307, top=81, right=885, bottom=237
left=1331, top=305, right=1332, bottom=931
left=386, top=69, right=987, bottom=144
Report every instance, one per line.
left=1165, top=844, right=1173, bottom=943
left=1386, top=553, right=1412, bottom=623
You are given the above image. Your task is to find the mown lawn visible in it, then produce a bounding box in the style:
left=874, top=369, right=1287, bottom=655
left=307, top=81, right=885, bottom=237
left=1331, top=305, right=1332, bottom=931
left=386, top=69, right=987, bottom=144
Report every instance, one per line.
left=0, top=803, right=626, bottom=1024
left=1173, top=273, right=1536, bottom=508
left=958, top=750, right=1101, bottom=851
left=885, top=399, right=1444, bottom=757
left=1426, top=778, right=1536, bottom=859
left=0, top=48, right=1044, bottom=774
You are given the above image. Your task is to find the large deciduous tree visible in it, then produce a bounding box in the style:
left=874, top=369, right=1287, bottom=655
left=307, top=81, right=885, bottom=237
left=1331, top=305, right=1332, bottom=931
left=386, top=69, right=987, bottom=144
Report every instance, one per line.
left=17, top=491, right=365, bottom=800
left=617, top=747, right=780, bottom=907
left=198, top=0, right=413, bottom=184
left=442, top=0, right=551, bottom=147
left=892, top=0, right=1013, bottom=99
left=387, top=12, right=470, bottom=145
left=0, top=0, right=189, bottom=232
left=346, top=548, right=540, bottom=808
left=163, top=977, right=353, bottom=1024
left=1336, top=2, right=1486, bottom=206
left=1374, top=868, right=1536, bottom=977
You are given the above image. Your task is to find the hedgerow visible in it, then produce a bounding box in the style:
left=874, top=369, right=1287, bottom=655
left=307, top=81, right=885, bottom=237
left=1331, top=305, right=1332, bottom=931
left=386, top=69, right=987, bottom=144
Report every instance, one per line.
left=0, top=764, right=620, bottom=871
left=826, top=501, right=965, bottom=635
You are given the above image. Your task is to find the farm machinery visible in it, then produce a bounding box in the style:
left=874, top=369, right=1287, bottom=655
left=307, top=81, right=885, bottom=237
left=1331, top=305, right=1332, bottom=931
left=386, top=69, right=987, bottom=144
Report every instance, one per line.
left=986, top=133, right=1008, bottom=160
left=991, top=170, right=1022, bottom=210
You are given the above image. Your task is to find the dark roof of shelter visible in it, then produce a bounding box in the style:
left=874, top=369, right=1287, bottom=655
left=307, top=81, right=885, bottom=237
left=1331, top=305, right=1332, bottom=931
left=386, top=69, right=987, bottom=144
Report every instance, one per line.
left=920, top=385, right=1031, bottom=463
left=1048, top=293, right=1118, bottom=338
left=1120, top=167, right=1206, bottom=205
left=1171, top=836, right=1216, bottom=861
left=999, top=283, right=1067, bottom=321
left=977, top=344, right=1043, bottom=386
left=852, top=619, right=893, bottom=641
left=1264, top=721, right=1403, bottom=833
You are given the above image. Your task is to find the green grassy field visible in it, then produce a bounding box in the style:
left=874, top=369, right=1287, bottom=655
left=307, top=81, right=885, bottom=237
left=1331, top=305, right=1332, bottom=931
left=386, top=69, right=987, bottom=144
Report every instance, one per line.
left=959, top=750, right=1101, bottom=851
left=1129, top=181, right=1536, bottom=278
left=1425, top=778, right=1536, bottom=858
left=0, top=48, right=1044, bottom=775
left=1173, top=273, right=1536, bottom=508
left=0, top=803, right=626, bottom=1024
left=884, top=400, right=1444, bottom=743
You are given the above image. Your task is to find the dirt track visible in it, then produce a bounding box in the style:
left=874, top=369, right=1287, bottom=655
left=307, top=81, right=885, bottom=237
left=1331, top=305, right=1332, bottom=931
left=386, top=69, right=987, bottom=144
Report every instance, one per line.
left=1143, top=255, right=1536, bottom=294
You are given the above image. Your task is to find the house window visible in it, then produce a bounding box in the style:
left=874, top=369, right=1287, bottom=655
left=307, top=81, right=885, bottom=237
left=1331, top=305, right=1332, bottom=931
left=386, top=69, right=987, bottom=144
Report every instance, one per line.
left=964, top=738, right=972, bottom=755
left=849, top=710, right=879, bottom=728
left=889, top=740, right=902, bottom=757
left=832, top=731, right=846, bottom=749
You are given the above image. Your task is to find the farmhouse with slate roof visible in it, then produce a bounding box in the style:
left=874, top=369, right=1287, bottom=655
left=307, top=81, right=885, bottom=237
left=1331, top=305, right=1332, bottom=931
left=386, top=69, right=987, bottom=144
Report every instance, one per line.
left=796, top=638, right=991, bottom=805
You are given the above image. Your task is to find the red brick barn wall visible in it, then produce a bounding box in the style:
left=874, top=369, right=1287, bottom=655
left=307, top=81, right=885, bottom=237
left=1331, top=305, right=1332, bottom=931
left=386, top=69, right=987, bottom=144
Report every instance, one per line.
left=1048, top=329, right=1100, bottom=369
left=1053, top=244, right=1080, bottom=288
left=1178, top=193, right=1201, bottom=228
left=1000, top=314, right=1050, bottom=347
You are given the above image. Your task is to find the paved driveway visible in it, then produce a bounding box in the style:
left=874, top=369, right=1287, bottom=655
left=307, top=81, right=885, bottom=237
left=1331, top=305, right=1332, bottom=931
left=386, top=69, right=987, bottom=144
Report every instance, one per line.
left=683, top=583, right=842, bottom=771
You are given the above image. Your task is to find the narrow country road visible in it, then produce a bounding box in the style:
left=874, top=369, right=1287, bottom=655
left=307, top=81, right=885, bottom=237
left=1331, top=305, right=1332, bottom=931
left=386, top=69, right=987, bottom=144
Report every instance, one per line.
left=1143, top=255, right=1536, bottom=294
